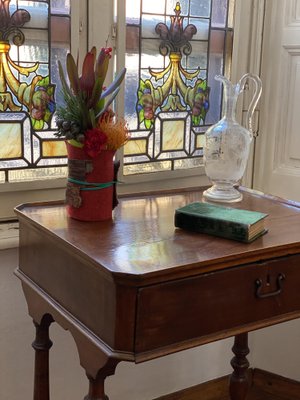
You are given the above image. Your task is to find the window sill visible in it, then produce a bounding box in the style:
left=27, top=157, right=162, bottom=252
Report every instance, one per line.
left=0, top=178, right=67, bottom=193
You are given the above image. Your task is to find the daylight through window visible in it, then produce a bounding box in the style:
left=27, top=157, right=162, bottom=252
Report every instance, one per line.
left=123, top=0, right=235, bottom=175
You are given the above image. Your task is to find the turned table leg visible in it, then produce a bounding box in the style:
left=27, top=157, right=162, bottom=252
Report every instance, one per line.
left=229, top=333, right=250, bottom=400
left=32, top=315, right=53, bottom=400
left=84, top=374, right=108, bottom=400
left=82, top=358, right=119, bottom=400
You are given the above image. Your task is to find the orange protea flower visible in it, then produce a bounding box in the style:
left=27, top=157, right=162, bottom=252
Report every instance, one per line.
left=98, top=117, right=130, bottom=151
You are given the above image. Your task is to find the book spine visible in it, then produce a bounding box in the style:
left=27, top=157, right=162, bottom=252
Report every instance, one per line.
left=174, top=211, right=249, bottom=242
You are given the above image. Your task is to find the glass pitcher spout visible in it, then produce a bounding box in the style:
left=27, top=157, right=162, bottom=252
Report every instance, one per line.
left=215, top=75, right=241, bottom=122
left=203, top=73, right=262, bottom=203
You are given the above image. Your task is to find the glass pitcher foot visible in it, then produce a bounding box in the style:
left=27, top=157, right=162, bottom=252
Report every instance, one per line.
left=203, top=184, right=243, bottom=203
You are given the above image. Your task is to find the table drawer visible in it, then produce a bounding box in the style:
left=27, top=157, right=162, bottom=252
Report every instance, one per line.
left=135, top=254, right=300, bottom=353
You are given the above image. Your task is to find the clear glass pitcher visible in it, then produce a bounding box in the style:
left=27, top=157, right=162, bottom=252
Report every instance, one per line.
left=203, top=73, right=262, bottom=202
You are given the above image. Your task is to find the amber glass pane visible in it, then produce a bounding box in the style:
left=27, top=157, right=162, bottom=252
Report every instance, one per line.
left=196, top=134, right=205, bottom=148
left=42, top=141, right=67, bottom=157
left=0, top=124, right=22, bottom=159
left=162, top=121, right=185, bottom=151
left=124, top=140, right=147, bottom=156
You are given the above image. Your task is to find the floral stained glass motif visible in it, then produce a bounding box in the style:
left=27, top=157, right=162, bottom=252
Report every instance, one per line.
left=0, top=0, right=70, bottom=182
left=124, top=0, right=235, bottom=175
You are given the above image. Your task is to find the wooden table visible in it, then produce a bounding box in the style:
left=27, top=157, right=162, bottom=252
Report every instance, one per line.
left=15, top=187, right=300, bottom=400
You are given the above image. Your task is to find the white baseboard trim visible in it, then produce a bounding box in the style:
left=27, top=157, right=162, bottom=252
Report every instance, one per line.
left=0, top=222, right=19, bottom=250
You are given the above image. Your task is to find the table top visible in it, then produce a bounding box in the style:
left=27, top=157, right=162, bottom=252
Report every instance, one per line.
left=15, top=186, right=300, bottom=286
left=15, top=187, right=300, bottom=362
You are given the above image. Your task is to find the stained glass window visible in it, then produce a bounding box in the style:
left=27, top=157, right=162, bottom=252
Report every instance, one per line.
left=0, top=0, right=70, bottom=182
left=124, top=0, right=235, bottom=175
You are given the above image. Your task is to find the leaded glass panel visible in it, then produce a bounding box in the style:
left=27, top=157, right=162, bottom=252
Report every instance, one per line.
left=0, top=0, right=70, bottom=182
left=124, top=0, right=235, bottom=175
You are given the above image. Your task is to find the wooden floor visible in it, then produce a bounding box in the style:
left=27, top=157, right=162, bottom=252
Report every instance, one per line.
left=156, top=369, right=300, bottom=400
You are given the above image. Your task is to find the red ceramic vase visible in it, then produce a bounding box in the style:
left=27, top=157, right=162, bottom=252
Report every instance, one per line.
left=66, top=142, right=115, bottom=221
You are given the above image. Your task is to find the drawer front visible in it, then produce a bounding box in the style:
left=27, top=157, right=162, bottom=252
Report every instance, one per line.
left=135, top=254, right=300, bottom=353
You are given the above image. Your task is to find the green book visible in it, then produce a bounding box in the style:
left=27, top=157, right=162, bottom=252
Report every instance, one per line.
left=174, top=202, right=268, bottom=243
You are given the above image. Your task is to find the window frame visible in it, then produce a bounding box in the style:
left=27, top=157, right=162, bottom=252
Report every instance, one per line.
left=114, top=0, right=259, bottom=196
left=0, top=0, right=88, bottom=219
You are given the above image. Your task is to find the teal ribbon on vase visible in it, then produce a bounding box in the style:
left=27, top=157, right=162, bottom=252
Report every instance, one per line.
left=68, top=178, right=118, bottom=191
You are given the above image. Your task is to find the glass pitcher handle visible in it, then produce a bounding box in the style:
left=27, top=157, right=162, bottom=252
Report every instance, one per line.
left=238, top=73, right=262, bottom=138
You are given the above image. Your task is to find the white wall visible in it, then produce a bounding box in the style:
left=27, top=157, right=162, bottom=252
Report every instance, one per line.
left=251, top=321, right=300, bottom=381
left=0, top=247, right=237, bottom=400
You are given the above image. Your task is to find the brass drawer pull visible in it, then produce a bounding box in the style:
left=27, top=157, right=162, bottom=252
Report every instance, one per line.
left=255, top=273, right=286, bottom=299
